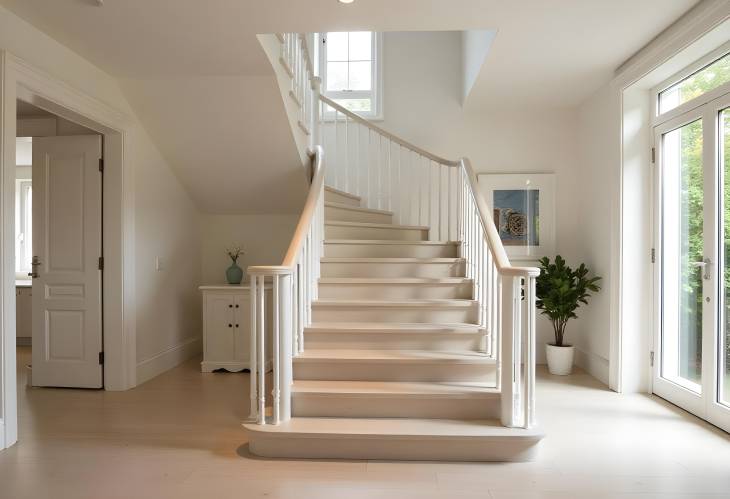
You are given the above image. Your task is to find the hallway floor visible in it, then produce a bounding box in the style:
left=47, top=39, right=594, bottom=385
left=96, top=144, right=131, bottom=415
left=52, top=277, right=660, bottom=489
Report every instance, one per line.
left=1, top=346, right=729, bottom=499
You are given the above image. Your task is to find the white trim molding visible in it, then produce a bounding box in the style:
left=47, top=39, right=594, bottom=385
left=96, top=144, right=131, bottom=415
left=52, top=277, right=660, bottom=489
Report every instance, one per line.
left=136, top=337, right=202, bottom=385
left=0, top=51, right=137, bottom=449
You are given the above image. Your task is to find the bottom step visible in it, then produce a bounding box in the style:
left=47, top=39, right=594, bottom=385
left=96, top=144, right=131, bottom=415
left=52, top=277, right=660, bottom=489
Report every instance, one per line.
left=244, top=418, right=543, bottom=462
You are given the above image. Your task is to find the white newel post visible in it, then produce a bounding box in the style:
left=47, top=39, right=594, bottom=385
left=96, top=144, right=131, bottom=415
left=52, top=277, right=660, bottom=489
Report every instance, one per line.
left=279, top=272, right=293, bottom=422
left=500, top=274, right=522, bottom=428
left=249, top=275, right=258, bottom=422
left=525, top=275, right=537, bottom=428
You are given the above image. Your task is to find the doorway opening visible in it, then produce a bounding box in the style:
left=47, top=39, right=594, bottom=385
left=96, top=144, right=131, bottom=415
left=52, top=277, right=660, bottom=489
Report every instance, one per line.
left=15, top=100, right=105, bottom=390
left=650, top=46, right=730, bottom=433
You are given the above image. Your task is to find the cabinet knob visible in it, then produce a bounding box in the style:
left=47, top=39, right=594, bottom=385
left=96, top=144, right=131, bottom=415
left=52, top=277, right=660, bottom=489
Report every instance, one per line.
left=228, top=324, right=232, bottom=328
left=235, top=324, right=239, bottom=328
left=235, top=304, right=239, bottom=308
left=228, top=304, right=233, bottom=308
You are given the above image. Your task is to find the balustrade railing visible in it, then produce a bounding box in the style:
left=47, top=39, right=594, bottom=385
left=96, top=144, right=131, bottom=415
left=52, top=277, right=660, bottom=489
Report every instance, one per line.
left=248, top=33, right=538, bottom=430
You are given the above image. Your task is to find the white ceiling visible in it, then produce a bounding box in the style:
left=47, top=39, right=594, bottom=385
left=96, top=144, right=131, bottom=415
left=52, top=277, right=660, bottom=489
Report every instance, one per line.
left=0, top=0, right=700, bottom=107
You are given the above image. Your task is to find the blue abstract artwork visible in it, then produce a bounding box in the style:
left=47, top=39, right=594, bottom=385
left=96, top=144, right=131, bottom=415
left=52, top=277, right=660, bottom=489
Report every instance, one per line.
left=493, top=189, right=540, bottom=246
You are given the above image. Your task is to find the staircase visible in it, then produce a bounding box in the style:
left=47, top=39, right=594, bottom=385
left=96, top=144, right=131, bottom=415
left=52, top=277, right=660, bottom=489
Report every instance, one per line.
left=244, top=33, right=542, bottom=462
left=245, top=185, right=543, bottom=461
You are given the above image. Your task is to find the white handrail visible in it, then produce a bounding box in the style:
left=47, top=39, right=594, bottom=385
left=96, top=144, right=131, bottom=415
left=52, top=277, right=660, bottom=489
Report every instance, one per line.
left=320, top=95, right=458, bottom=166
left=247, top=147, right=324, bottom=425
left=320, top=97, right=538, bottom=277
left=249, top=147, right=325, bottom=274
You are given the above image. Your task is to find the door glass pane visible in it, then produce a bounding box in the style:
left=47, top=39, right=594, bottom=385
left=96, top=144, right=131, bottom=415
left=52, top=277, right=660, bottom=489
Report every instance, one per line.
left=662, top=118, right=704, bottom=391
left=721, top=107, right=730, bottom=407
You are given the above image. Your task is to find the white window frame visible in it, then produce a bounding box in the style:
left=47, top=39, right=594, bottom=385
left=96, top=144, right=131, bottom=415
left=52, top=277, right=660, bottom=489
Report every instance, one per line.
left=318, top=31, right=384, bottom=120
left=15, top=178, right=32, bottom=277
left=652, top=40, right=730, bottom=126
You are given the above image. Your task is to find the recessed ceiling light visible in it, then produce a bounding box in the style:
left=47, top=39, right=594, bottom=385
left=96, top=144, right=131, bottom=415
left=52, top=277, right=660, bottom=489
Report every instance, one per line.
left=338, top=0, right=355, bottom=4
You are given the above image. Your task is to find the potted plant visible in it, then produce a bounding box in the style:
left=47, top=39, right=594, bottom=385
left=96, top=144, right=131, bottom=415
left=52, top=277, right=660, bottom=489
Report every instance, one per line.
left=225, top=245, right=245, bottom=285
left=536, top=255, right=601, bottom=375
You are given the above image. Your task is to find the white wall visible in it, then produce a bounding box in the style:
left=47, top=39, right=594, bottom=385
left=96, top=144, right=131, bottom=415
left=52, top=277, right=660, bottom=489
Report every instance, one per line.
left=461, top=30, right=495, bottom=104
left=574, top=83, right=621, bottom=384
left=0, top=5, right=203, bottom=386
left=379, top=31, right=589, bottom=365
left=200, top=214, right=298, bottom=285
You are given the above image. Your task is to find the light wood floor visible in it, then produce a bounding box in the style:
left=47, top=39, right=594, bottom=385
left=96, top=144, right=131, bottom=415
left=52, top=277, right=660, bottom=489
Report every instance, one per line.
left=1, top=346, right=729, bottom=499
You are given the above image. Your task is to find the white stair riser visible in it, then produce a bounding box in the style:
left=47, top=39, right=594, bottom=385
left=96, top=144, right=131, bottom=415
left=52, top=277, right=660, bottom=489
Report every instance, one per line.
left=325, top=206, right=392, bottom=224
left=325, top=243, right=458, bottom=258
left=318, top=282, right=472, bottom=300
left=326, top=224, right=428, bottom=241
left=248, top=434, right=539, bottom=462
left=321, top=261, right=466, bottom=278
left=292, top=394, right=499, bottom=419
left=304, top=332, right=486, bottom=351
left=294, top=360, right=496, bottom=382
left=312, top=306, right=478, bottom=323
left=324, top=190, right=360, bottom=206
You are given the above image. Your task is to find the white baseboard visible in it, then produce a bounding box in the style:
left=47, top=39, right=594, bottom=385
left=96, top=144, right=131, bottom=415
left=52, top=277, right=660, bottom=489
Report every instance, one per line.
left=0, top=419, right=4, bottom=450
left=136, top=337, right=202, bottom=386
left=201, top=359, right=273, bottom=373
left=574, top=347, right=610, bottom=385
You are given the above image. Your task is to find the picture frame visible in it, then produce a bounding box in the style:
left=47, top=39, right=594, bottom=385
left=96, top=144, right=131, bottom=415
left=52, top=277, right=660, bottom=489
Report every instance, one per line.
left=477, top=173, right=556, bottom=260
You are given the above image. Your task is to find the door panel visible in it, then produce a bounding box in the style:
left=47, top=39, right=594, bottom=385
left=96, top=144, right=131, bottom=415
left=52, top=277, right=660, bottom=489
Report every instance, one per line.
left=654, top=93, right=730, bottom=433
left=32, top=135, right=103, bottom=388
left=659, top=118, right=704, bottom=392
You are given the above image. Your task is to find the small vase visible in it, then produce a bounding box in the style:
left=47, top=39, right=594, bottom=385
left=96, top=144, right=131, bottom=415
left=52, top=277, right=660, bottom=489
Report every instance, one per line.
left=226, top=261, right=243, bottom=285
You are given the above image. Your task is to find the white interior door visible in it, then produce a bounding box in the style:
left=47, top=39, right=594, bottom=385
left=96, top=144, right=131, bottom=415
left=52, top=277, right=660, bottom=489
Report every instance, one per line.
left=31, top=135, right=103, bottom=388
left=653, top=93, right=730, bottom=433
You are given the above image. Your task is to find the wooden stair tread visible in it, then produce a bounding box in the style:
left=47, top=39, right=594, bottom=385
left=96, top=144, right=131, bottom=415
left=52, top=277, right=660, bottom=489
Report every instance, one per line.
left=292, top=380, right=497, bottom=397
left=306, top=322, right=484, bottom=333
left=312, top=299, right=477, bottom=308
left=321, top=257, right=463, bottom=263
left=325, top=202, right=393, bottom=215
left=324, top=239, right=459, bottom=245
left=245, top=417, right=542, bottom=440
left=318, top=277, right=472, bottom=284
left=325, top=185, right=361, bottom=201
left=325, top=221, right=429, bottom=230
left=294, top=349, right=494, bottom=363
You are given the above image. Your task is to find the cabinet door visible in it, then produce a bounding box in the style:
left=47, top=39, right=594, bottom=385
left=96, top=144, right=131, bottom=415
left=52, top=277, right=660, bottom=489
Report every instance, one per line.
left=233, top=294, right=250, bottom=362
left=16, top=287, right=33, bottom=339
left=205, top=294, right=235, bottom=361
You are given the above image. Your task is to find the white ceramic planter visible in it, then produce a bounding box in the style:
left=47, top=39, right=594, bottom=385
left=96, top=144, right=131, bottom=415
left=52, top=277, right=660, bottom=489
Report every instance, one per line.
left=546, top=344, right=574, bottom=375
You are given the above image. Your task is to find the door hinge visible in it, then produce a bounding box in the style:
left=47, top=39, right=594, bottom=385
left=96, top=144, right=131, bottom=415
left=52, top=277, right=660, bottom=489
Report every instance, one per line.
left=98, top=351, right=105, bottom=365
left=99, top=158, right=104, bottom=172
left=650, top=351, right=655, bottom=367
left=98, top=257, right=104, bottom=270
left=651, top=147, right=655, bottom=164
left=651, top=248, right=656, bottom=263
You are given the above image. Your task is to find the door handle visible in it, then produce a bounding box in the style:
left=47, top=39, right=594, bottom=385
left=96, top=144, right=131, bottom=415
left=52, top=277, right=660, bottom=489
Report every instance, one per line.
left=28, top=256, right=41, bottom=279
left=691, top=257, right=711, bottom=280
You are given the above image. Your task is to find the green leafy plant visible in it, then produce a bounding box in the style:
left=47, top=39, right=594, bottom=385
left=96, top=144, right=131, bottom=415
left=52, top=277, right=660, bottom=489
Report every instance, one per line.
left=535, top=255, right=602, bottom=347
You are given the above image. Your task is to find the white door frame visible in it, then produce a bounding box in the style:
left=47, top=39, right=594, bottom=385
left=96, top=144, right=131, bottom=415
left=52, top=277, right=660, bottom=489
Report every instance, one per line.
left=0, top=51, right=137, bottom=450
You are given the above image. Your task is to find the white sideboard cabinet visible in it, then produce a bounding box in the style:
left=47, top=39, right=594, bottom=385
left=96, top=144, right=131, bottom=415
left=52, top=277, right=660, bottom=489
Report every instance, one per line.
left=199, top=285, right=272, bottom=373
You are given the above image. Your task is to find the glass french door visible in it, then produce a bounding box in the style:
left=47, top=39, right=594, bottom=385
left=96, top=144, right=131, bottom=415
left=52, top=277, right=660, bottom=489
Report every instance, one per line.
left=654, top=92, right=730, bottom=433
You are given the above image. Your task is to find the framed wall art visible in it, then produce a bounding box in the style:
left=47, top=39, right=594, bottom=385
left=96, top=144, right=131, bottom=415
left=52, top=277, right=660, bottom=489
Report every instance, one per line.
left=477, top=173, right=556, bottom=260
